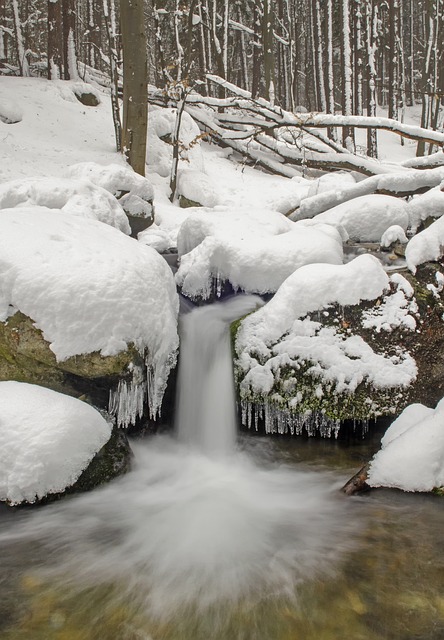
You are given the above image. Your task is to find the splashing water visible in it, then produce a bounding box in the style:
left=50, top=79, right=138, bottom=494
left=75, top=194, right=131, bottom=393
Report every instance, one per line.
left=0, top=295, right=361, bottom=625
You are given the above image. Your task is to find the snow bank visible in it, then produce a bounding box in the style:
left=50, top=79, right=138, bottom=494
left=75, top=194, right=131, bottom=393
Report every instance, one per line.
left=368, top=399, right=444, bottom=492
left=0, top=207, right=179, bottom=418
left=0, top=176, right=131, bottom=234
left=236, top=255, right=417, bottom=399
left=311, top=194, right=409, bottom=242
left=176, top=210, right=343, bottom=299
left=0, top=95, right=23, bottom=124
left=406, top=185, right=444, bottom=232
left=0, top=381, right=112, bottom=505
left=405, top=215, right=444, bottom=273
left=147, top=107, right=204, bottom=177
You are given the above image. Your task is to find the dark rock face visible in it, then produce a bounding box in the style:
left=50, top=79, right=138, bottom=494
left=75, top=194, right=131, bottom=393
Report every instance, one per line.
left=74, top=91, right=100, bottom=107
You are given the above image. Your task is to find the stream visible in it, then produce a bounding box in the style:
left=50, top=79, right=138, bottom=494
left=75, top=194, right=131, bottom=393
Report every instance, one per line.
left=0, top=296, right=444, bottom=640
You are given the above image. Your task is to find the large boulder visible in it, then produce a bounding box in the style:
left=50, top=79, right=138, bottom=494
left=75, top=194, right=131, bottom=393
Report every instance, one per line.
left=233, top=256, right=444, bottom=437
left=0, top=381, right=131, bottom=506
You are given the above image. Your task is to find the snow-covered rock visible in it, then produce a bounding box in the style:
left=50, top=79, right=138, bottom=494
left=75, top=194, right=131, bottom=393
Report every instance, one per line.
left=0, top=176, right=131, bottom=234
left=405, top=215, right=444, bottom=273
left=368, top=399, right=444, bottom=492
left=234, top=256, right=418, bottom=436
left=406, top=184, right=444, bottom=232
left=307, top=171, right=356, bottom=198
left=380, top=225, right=408, bottom=248
left=0, top=207, right=179, bottom=421
left=0, top=381, right=112, bottom=505
left=310, top=194, right=409, bottom=242
left=138, top=223, right=176, bottom=253
left=64, top=161, right=155, bottom=234
left=177, top=169, right=219, bottom=208
left=176, top=209, right=344, bottom=299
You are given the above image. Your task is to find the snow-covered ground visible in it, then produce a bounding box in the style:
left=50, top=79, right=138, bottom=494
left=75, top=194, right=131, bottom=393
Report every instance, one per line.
left=1, top=75, right=443, bottom=495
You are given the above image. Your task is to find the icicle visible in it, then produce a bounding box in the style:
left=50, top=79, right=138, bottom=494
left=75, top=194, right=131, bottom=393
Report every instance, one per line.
left=239, top=399, right=341, bottom=438
left=109, top=365, right=146, bottom=429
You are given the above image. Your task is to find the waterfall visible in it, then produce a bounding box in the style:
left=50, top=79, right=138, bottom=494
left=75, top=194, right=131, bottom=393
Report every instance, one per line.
left=175, top=295, right=262, bottom=455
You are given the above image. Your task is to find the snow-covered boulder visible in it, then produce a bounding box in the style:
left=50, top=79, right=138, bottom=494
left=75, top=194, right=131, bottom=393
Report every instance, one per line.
left=147, top=106, right=204, bottom=177
left=307, top=172, right=356, bottom=198
left=177, top=169, right=219, bottom=208
left=0, top=381, right=131, bottom=506
left=311, top=194, right=409, bottom=242
left=380, top=225, right=408, bottom=248
left=405, top=215, right=444, bottom=273
left=367, top=399, right=444, bottom=492
left=64, top=162, right=155, bottom=236
left=406, top=184, right=444, bottom=232
left=0, top=207, right=179, bottom=426
left=0, top=176, right=131, bottom=234
left=234, top=256, right=419, bottom=437
left=176, top=208, right=343, bottom=300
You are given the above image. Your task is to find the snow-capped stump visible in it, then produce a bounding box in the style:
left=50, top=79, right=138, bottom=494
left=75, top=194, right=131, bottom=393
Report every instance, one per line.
left=64, top=162, right=155, bottom=237
left=0, top=207, right=179, bottom=428
left=176, top=208, right=343, bottom=300
left=233, top=256, right=421, bottom=437
left=309, top=194, right=409, bottom=242
left=0, top=176, right=131, bottom=234
left=0, top=381, right=131, bottom=506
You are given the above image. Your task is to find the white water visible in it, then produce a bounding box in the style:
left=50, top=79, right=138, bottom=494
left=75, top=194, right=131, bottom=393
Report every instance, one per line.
left=0, top=296, right=360, bottom=620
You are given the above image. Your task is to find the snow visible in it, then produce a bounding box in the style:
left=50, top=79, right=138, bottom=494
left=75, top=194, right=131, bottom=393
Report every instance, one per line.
left=368, top=399, right=444, bottom=492
left=176, top=210, right=344, bottom=299
left=0, top=207, right=179, bottom=419
left=64, top=161, right=154, bottom=218
left=176, top=169, right=219, bottom=207
left=0, top=176, right=131, bottom=233
left=0, top=381, right=112, bottom=505
left=405, top=215, right=444, bottom=273
left=236, top=255, right=417, bottom=399
left=361, top=274, right=418, bottom=333
left=309, top=194, right=409, bottom=242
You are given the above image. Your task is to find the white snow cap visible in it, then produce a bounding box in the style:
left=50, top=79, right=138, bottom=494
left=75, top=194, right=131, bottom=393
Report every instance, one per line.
left=311, top=194, right=409, bottom=242
left=0, top=176, right=131, bottom=234
left=176, top=208, right=343, bottom=299
left=0, top=381, right=112, bottom=505
left=0, top=207, right=179, bottom=416
left=406, top=184, right=444, bottom=232
left=177, top=169, right=219, bottom=208
left=368, top=399, right=444, bottom=492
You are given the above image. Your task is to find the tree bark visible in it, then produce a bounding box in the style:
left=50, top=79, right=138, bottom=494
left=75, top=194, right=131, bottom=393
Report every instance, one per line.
left=121, top=0, right=148, bottom=176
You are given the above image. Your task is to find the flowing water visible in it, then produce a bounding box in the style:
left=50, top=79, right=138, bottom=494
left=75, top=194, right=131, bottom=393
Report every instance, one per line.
left=1, top=296, right=444, bottom=640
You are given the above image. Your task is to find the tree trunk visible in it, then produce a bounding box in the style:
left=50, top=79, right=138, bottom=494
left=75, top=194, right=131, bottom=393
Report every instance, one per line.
left=48, top=0, right=63, bottom=79
left=121, top=0, right=148, bottom=176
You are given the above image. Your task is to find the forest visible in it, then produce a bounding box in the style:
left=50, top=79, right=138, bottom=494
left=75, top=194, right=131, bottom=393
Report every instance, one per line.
left=4, top=0, right=444, bottom=160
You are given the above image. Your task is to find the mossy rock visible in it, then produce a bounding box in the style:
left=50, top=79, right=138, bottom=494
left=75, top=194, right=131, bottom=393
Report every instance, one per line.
left=0, top=312, right=142, bottom=407
left=232, top=262, right=444, bottom=431
left=179, top=195, right=202, bottom=208
left=74, top=91, right=100, bottom=107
